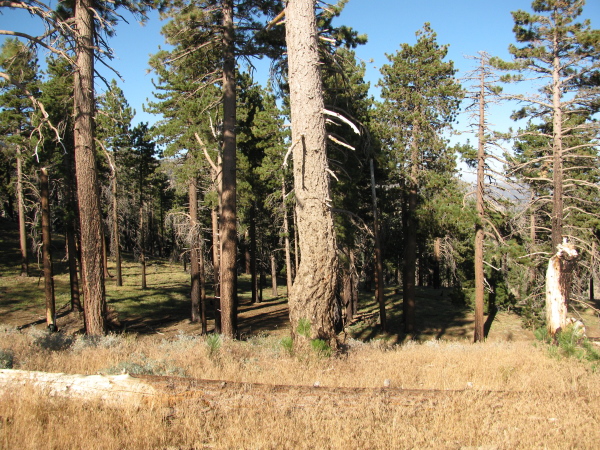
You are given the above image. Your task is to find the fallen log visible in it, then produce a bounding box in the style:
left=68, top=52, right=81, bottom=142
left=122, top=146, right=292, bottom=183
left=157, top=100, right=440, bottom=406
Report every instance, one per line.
left=0, top=369, right=521, bottom=411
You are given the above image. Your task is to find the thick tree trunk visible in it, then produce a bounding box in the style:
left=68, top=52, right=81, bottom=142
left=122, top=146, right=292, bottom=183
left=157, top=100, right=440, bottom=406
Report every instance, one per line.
left=282, top=177, right=293, bottom=296
left=474, top=69, right=486, bottom=343
left=40, top=168, right=56, bottom=331
left=74, top=0, right=106, bottom=335
left=219, top=0, right=238, bottom=338
left=190, top=178, right=201, bottom=323
left=16, top=145, right=28, bottom=277
left=370, top=159, right=386, bottom=331
left=545, top=242, right=578, bottom=336
left=286, top=0, right=338, bottom=346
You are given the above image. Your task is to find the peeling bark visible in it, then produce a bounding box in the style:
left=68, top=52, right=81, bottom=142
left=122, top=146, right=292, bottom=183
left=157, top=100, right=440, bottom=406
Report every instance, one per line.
left=545, top=242, right=578, bottom=336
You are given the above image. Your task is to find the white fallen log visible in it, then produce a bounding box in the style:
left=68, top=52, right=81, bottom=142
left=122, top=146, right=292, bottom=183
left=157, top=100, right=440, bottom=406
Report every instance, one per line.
left=545, top=241, right=578, bottom=336
left=0, top=369, right=157, bottom=407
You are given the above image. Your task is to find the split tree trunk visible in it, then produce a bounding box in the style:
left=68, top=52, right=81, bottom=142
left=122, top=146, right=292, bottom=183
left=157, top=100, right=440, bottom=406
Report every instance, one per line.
left=219, top=0, right=238, bottom=338
left=74, top=0, right=106, bottom=335
left=285, top=0, right=338, bottom=346
left=40, top=168, right=56, bottom=331
left=545, top=242, right=578, bottom=336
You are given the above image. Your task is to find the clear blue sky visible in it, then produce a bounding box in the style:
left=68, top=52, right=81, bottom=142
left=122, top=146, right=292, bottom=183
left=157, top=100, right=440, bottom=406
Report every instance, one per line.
left=2, top=0, right=600, bottom=138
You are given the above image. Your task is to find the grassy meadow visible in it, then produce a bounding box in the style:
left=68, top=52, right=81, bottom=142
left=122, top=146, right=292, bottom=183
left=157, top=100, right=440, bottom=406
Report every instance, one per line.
left=1, top=218, right=600, bottom=449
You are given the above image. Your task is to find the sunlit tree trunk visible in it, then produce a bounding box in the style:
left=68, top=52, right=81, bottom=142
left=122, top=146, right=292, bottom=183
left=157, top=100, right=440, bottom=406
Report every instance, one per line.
left=286, top=0, right=338, bottom=346
left=74, top=0, right=106, bottom=335
left=219, top=0, right=238, bottom=338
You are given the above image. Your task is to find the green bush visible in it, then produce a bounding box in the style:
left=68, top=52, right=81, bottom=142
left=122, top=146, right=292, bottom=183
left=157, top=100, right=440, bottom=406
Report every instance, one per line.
left=280, top=336, right=294, bottom=355
left=205, top=334, right=222, bottom=360
left=33, top=331, right=74, bottom=351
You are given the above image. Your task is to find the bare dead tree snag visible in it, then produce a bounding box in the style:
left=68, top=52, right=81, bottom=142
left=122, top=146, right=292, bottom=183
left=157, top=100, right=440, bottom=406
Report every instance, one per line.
left=545, top=241, right=578, bottom=336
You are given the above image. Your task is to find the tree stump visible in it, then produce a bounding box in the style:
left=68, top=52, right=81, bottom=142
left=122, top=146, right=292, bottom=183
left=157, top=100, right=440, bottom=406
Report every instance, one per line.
left=545, top=241, right=578, bottom=336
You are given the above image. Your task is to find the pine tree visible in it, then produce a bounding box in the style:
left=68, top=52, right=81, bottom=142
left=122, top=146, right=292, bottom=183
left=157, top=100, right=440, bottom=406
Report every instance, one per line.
left=0, top=39, right=40, bottom=277
left=375, top=24, right=463, bottom=333
left=96, top=79, right=135, bottom=287
left=493, top=0, right=600, bottom=252
left=285, top=0, right=339, bottom=347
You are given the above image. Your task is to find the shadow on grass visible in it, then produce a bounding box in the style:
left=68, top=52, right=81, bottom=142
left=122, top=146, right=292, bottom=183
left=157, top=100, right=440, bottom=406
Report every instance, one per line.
left=347, top=286, right=473, bottom=344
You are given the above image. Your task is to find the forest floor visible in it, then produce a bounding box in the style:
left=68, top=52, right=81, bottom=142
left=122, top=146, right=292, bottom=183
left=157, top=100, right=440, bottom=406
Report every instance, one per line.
left=1, top=216, right=599, bottom=343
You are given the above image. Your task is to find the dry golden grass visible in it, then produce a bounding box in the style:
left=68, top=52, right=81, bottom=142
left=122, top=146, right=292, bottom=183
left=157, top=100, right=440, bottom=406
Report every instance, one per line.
left=1, top=328, right=600, bottom=449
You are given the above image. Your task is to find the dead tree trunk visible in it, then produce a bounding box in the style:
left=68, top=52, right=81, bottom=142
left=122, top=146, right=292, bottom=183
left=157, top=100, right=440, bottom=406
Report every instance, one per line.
left=474, top=65, right=486, bottom=343
left=545, top=241, right=578, bottom=336
left=40, top=168, right=56, bottom=332
left=286, top=0, right=338, bottom=346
